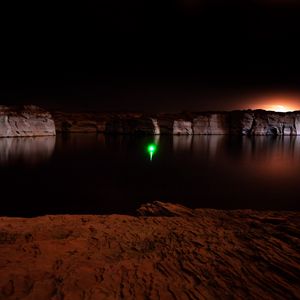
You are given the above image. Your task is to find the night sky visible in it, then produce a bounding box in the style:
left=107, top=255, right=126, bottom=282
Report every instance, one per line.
left=1, top=0, right=300, bottom=112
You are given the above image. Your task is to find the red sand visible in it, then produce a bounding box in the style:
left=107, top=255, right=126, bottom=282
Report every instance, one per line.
left=0, top=202, right=300, bottom=300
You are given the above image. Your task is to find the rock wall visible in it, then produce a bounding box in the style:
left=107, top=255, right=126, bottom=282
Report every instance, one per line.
left=105, top=116, right=156, bottom=134
left=53, top=112, right=109, bottom=133
left=0, top=105, right=56, bottom=137
left=173, top=119, right=193, bottom=135
left=2, top=107, right=300, bottom=136
left=193, top=113, right=229, bottom=134
left=230, top=110, right=300, bottom=136
left=52, top=109, right=300, bottom=135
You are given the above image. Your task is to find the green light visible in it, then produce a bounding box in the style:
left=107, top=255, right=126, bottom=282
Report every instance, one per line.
left=147, top=143, right=157, bottom=161
left=148, top=145, right=156, bottom=152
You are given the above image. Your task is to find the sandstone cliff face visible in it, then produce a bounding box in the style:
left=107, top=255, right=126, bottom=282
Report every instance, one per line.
left=230, top=110, right=300, bottom=136
left=105, top=116, right=156, bottom=134
left=53, top=112, right=109, bottom=133
left=3, top=107, right=300, bottom=136
left=0, top=202, right=299, bottom=300
left=193, top=113, right=229, bottom=134
left=0, top=106, right=55, bottom=137
left=53, top=110, right=300, bottom=135
left=173, top=120, right=193, bottom=135
left=230, top=111, right=255, bottom=135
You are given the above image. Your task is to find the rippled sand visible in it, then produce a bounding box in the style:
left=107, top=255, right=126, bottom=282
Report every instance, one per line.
left=0, top=202, right=299, bottom=300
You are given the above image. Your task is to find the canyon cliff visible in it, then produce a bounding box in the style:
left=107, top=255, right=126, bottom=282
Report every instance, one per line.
left=0, top=202, right=299, bottom=300
left=0, top=106, right=56, bottom=137
left=2, top=107, right=300, bottom=137
left=53, top=110, right=300, bottom=136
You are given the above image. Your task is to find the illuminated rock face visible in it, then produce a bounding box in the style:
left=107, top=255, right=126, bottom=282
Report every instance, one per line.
left=151, top=118, right=160, bottom=134
left=159, top=111, right=300, bottom=135
left=232, top=110, right=300, bottom=136
left=193, top=113, right=229, bottom=134
left=193, top=115, right=209, bottom=134
left=173, top=119, right=193, bottom=135
left=53, top=110, right=300, bottom=135
left=4, top=107, right=300, bottom=138
left=0, top=105, right=56, bottom=137
left=251, top=112, right=285, bottom=135
left=295, top=116, right=300, bottom=133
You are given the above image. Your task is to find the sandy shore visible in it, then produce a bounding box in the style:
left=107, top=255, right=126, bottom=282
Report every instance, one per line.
left=0, top=202, right=300, bottom=300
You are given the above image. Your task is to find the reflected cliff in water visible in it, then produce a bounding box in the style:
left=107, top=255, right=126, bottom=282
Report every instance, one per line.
left=240, top=136, right=300, bottom=175
left=1, top=133, right=300, bottom=216
left=0, top=136, right=56, bottom=166
left=173, top=135, right=300, bottom=172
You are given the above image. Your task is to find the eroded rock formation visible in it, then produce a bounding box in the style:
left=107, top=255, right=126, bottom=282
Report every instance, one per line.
left=193, top=113, right=229, bottom=134
left=2, top=107, right=300, bottom=136
left=53, top=110, right=300, bottom=135
left=105, top=116, right=157, bottom=134
left=230, top=110, right=300, bottom=136
left=0, top=202, right=300, bottom=300
left=0, top=105, right=56, bottom=137
left=173, top=119, right=193, bottom=135
left=53, top=111, right=110, bottom=133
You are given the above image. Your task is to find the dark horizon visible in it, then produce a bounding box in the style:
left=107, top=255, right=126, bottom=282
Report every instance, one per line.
left=1, top=0, right=300, bottom=111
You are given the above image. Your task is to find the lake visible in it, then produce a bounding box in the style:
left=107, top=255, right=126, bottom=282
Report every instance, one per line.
left=0, top=134, right=299, bottom=216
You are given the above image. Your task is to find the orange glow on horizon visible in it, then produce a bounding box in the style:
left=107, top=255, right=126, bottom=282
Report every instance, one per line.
left=261, top=104, right=295, bottom=112
left=246, top=95, right=300, bottom=112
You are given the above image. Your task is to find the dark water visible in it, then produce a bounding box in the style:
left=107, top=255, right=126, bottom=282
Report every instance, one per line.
left=0, top=134, right=300, bottom=216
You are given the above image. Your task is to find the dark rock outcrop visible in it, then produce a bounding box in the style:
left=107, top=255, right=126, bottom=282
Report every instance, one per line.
left=53, top=111, right=109, bottom=133
left=105, top=116, right=158, bottom=134
left=0, top=202, right=300, bottom=299
left=137, top=201, right=197, bottom=217
left=0, top=105, right=56, bottom=137
left=230, top=111, right=255, bottom=135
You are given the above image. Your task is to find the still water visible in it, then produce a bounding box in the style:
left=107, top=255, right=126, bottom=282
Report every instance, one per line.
left=0, top=134, right=299, bottom=216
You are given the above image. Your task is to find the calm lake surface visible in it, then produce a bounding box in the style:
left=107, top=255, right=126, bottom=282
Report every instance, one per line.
left=0, top=134, right=300, bottom=216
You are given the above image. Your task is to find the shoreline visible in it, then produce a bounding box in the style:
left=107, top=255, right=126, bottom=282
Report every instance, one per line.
left=1, top=202, right=300, bottom=299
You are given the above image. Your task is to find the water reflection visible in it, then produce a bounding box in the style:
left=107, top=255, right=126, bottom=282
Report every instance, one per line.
left=173, top=135, right=193, bottom=152
left=0, top=136, right=56, bottom=166
left=173, top=135, right=300, bottom=178
left=173, top=136, right=230, bottom=160
left=2, top=134, right=298, bottom=172
left=55, top=133, right=104, bottom=153
left=240, top=136, right=300, bottom=176
left=1, top=133, right=300, bottom=215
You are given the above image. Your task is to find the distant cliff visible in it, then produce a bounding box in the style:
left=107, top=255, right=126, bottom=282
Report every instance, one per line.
left=0, top=105, right=56, bottom=137
left=53, top=110, right=300, bottom=135
left=1, top=107, right=300, bottom=137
